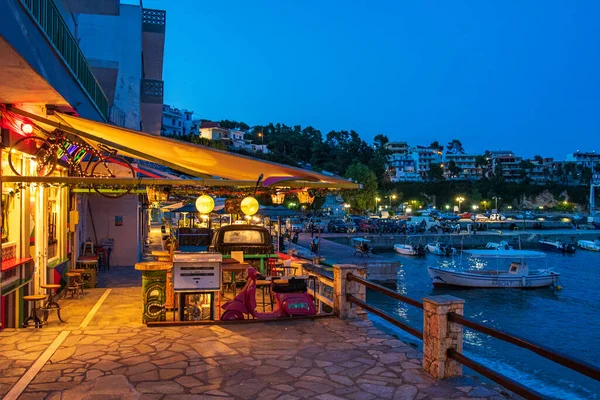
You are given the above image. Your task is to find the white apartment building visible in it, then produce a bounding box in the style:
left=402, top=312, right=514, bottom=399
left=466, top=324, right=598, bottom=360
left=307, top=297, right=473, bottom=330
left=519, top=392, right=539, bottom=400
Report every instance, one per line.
left=443, top=153, right=482, bottom=181
left=161, top=105, right=196, bottom=136
left=566, top=151, right=600, bottom=168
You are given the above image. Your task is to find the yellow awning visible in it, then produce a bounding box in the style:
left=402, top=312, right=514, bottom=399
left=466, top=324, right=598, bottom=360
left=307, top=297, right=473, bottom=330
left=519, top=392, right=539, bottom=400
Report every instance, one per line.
left=7, top=107, right=359, bottom=189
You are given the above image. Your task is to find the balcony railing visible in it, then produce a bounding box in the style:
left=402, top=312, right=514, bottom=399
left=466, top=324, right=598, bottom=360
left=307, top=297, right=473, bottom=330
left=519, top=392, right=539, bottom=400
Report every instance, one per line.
left=19, top=0, right=109, bottom=120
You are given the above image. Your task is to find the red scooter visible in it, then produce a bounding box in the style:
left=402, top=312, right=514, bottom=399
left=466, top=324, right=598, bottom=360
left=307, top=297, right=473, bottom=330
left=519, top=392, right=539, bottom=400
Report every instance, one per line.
left=221, top=268, right=317, bottom=320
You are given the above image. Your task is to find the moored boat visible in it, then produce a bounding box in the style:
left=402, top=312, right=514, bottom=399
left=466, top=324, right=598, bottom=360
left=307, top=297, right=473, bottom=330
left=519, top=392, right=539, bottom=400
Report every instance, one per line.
left=428, top=249, right=559, bottom=289
left=426, top=242, right=457, bottom=256
left=394, top=243, right=426, bottom=257
left=485, top=241, right=513, bottom=250
left=539, top=239, right=576, bottom=254
left=577, top=239, right=600, bottom=252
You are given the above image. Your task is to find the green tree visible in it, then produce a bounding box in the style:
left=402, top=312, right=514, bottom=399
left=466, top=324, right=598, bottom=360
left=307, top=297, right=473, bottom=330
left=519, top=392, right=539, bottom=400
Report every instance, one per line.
left=429, top=141, right=444, bottom=152
left=446, top=139, right=465, bottom=154
left=447, top=160, right=460, bottom=178
left=344, top=163, right=378, bottom=212
left=427, top=163, right=444, bottom=181
left=533, top=155, right=544, bottom=164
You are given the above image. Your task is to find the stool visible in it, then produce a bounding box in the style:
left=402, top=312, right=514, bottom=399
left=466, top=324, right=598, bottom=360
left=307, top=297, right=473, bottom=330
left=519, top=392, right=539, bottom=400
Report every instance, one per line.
left=22, top=294, right=48, bottom=328
left=256, top=280, right=273, bottom=311
left=71, top=269, right=88, bottom=293
left=96, top=247, right=109, bottom=270
left=82, top=241, right=94, bottom=256
left=65, top=272, right=82, bottom=298
left=40, top=284, right=64, bottom=323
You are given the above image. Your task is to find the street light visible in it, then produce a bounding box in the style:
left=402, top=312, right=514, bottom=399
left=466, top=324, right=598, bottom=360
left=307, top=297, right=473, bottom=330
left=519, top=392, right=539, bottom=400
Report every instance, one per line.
left=258, top=132, right=264, bottom=146
left=472, top=205, right=478, bottom=210
left=492, top=196, right=500, bottom=210
left=375, top=197, right=381, bottom=213
left=386, top=194, right=397, bottom=209
left=456, top=196, right=465, bottom=212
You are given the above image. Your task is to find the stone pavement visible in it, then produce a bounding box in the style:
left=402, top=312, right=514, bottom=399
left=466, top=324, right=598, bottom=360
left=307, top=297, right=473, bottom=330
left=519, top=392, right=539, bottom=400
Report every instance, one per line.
left=0, top=287, right=510, bottom=400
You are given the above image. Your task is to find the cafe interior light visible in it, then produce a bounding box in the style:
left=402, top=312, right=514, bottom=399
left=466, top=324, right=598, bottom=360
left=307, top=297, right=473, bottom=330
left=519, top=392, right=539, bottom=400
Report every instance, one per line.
left=297, top=190, right=315, bottom=204
left=241, top=196, right=259, bottom=216
left=271, top=192, right=285, bottom=205
left=195, top=195, right=215, bottom=214
left=21, top=123, right=33, bottom=134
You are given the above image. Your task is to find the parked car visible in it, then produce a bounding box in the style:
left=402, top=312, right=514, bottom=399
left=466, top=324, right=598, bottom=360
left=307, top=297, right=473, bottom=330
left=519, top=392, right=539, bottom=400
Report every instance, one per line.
left=489, top=213, right=506, bottom=221
left=209, top=225, right=274, bottom=255
left=439, top=213, right=460, bottom=221
left=328, top=219, right=349, bottom=233
left=286, top=218, right=304, bottom=232
left=359, top=219, right=377, bottom=233
left=474, top=214, right=488, bottom=221
left=459, top=212, right=473, bottom=219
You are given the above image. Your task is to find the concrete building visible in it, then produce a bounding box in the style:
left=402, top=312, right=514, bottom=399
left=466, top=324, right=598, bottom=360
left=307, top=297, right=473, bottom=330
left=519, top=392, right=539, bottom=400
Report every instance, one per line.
left=566, top=151, right=600, bottom=169
left=385, top=142, right=419, bottom=182
left=415, top=146, right=443, bottom=179
left=161, top=105, right=195, bottom=136
left=199, top=121, right=231, bottom=141
left=489, top=150, right=522, bottom=182
left=444, top=153, right=482, bottom=181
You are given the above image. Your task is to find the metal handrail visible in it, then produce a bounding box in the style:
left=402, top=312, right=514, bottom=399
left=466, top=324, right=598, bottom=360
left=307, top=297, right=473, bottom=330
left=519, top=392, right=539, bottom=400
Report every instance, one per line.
left=448, top=312, right=600, bottom=382
left=19, top=0, right=109, bottom=120
left=347, top=294, right=423, bottom=340
left=447, top=349, right=545, bottom=400
left=347, top=272, right=423, bottom=309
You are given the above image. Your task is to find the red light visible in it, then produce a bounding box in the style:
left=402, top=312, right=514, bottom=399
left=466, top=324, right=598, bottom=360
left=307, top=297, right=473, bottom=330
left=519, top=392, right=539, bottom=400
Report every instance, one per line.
left=21, top=123, right=33, bottom=134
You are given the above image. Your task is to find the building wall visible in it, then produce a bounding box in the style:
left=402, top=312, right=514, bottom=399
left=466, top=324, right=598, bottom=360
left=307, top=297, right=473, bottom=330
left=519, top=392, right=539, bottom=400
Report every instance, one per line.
left=84, top=195, right=140, bottom=267
left=78, top=5, right=143, bottom=130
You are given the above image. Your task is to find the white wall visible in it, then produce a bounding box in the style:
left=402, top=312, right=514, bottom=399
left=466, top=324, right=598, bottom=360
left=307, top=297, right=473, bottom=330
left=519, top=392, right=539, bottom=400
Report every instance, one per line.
left=85, top=195, right=140, bottom=267
left=77, top=4, right=143, bottom=130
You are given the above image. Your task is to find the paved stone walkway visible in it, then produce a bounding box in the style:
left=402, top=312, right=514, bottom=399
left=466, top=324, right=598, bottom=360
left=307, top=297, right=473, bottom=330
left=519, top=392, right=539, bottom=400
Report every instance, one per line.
left=0, top=287, right=509, bottom=400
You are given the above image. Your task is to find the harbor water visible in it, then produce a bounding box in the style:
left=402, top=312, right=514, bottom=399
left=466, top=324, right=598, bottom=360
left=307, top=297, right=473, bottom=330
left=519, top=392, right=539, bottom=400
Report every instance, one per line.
left=367, top=250, right=600, bottom=399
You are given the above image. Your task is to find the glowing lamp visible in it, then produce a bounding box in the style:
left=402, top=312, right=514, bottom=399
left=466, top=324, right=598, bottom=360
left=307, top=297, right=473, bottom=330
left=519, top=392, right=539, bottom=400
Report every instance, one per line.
left=195, top=195, right=215, bottom=214
left=297, top=190, right=315, bottom=205
left=271, top=192, right=285, bottom=205
left=240, top=196, right=259, bottom=216
left=21, top=123, right=33, bottom=134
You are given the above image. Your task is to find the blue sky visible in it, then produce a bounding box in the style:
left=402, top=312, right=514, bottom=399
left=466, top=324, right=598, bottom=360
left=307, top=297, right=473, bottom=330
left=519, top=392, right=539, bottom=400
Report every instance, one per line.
left=142, top=0, right=600, bottom=159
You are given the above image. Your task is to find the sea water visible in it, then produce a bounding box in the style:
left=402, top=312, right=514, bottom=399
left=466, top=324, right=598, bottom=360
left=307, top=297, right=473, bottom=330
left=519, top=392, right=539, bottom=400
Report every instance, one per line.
left=367, top=251, right=600, bottom=399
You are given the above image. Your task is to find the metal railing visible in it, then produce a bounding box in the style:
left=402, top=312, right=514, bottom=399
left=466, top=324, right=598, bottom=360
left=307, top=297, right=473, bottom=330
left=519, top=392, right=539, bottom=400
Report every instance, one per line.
left=346, top=272, right=600, bottom=400
left=19, top=0, right=109, bottom=120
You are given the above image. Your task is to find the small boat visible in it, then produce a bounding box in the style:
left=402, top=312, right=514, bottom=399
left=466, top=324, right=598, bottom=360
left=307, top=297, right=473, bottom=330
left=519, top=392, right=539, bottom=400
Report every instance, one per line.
left=394, top=243, right=426, bottom=257
left=428, top=250, right=559, bottom=289
left=352, top=237, right=372, bottom=256
left=577, top=239, right=600, bottom=252
left=485, top=241, right=513, bottom=250
left=539, top=239, right=576, bottom=254
left=426, top=242, right=457, bottom=256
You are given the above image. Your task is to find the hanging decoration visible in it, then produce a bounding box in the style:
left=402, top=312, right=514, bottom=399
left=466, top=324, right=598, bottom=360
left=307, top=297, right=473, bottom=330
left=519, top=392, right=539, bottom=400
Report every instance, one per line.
left=271, top=192, right=285, bottom=205
left=146, top=186, right=169, bottom=203
left=195, top=195, right=215, bottom=214
left=240, top=196, right=260, bottom=216
left=297, top=190, right=315, bottom=205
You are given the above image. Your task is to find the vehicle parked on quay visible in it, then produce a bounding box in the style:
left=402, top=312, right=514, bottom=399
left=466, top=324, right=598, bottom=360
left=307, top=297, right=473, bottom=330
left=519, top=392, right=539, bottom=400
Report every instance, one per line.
left=286, top=218, right=304, bottom=232
left=489, top=213, right=507, bottom=221
left=474, top=214, right=488, bottom=221
left=359, top=219, right=378, bottom=233
left=327, top=219, right=350, bottom=233
left=438, top=213, right=461, bottom=222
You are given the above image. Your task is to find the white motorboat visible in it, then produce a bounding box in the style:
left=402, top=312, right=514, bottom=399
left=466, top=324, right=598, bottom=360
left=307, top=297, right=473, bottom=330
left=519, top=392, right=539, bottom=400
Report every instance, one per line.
left=426, top=242, right=457, bottom=256
left=485, top=241, right=513, bottom=250
left=427, top=249, right=560, bottom=289
left=394, top=243, right=426, bottom=257
left=577, top=239, right=600, bottom=252
left=539, top=239, right=576, bottom=254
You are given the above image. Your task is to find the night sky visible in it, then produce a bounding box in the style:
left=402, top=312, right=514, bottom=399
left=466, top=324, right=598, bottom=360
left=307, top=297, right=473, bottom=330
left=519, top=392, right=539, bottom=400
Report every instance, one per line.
left=139, top=0, right=600, bottom=159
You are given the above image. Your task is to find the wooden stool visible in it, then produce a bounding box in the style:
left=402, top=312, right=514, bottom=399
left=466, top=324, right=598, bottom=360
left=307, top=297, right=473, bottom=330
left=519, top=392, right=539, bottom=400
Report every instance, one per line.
left=256, top=280, right=273, bottom=311
left=65, top=272, right=82, bottom=298
left=22, top=294, right=47, bottom=328
left=71, top=269, right=89, bottom=292
left=40, top=284, right=64, bottom=322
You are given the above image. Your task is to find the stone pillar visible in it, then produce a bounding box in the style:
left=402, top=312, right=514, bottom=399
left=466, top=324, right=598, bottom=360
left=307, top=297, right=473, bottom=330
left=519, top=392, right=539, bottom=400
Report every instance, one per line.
left=333, top=264, right=366, bottom=319
left=422, top=295, right=464, bottom=379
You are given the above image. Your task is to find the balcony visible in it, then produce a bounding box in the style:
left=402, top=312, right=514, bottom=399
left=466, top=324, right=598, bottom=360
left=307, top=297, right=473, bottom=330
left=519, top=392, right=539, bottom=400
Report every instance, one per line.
left=18, top=0, right=108, bottom=120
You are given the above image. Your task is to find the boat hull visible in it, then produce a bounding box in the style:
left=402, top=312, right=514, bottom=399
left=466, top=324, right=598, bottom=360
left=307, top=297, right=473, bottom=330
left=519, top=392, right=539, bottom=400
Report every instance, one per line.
left=394, top=245, right=425, bottom=257
left=426, top=244, right=456, bottom=256
left=539, top=241, right=576, bottom=254
left=577, top=240, right=600, bottom=252
left=428, top=267, right=559, bottom=289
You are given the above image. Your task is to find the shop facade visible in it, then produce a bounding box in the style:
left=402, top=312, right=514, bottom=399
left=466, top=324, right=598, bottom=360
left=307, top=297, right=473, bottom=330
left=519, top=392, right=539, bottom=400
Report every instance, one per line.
left=0, top=130, right=70, bottom=328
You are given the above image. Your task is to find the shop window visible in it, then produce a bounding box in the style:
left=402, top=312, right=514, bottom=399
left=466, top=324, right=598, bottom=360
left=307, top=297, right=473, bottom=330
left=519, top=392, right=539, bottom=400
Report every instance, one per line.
left=47, top=187, right=60, bottom=260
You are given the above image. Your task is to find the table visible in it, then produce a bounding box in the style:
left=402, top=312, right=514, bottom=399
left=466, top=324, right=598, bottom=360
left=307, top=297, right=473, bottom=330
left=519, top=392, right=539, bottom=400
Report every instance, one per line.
left=135, top=261, right=172, bottom=323
left=151, top=250, right=171, bottom=262
left=222, top=261, right=251, bottom=296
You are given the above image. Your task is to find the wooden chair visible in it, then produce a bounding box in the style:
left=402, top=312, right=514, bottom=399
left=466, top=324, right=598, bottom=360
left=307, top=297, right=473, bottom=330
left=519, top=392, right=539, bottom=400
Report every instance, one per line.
left=40, top=284, right=64, bottom=322
left=22, top=294, right=47, bottom=328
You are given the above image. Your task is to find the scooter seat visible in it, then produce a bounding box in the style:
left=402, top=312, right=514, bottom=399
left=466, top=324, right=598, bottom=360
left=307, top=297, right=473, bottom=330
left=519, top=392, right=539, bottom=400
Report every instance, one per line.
left=272, top=278, right=307, bottom=293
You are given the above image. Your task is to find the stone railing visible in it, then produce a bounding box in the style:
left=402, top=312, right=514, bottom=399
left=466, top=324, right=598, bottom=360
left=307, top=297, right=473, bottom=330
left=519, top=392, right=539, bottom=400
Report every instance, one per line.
left=335, top=267, right=599, bottom=398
